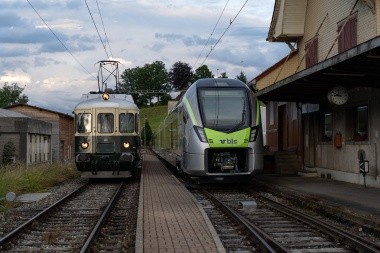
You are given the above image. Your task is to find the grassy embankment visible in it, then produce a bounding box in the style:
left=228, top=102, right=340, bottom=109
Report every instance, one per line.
left=0, top=104, right=169, bottom=211
left=0, top=162, right=80, bottom=211
left=139, top=104, right=169, bottom=134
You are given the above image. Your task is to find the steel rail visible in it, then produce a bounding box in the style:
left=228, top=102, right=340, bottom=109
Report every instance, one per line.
left=201, top=189, right=289, bottom=253
left=258, top=193, right=380, bottom=253
left=0, top=182, right=89, bottom=247
left=80, top=180, right=125, bottom=253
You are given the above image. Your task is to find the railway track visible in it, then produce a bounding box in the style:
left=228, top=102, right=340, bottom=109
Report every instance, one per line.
left=0, top=180, right=139, bottom=252
left=191, top=188, right=380, bottom=253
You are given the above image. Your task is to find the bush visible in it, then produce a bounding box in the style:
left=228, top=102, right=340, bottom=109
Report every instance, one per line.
left=2, top=139, right=16, bottom=164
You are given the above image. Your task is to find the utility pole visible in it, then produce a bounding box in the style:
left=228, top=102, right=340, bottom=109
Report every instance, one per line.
left=144, top=118, right=147, bottom=148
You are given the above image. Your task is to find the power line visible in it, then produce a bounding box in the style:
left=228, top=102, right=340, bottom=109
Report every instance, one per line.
left=96, top=0, right=114, bottom=58
left=199, top=0, right=249, bottom=67
left=192, top=0, right=230, bottom=69
left=26, top=0, right=96, bottom=79
left=84, top=0, right=110, bottom=59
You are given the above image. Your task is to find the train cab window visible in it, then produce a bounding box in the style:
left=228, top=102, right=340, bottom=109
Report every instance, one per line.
left=198, top=88, right=250, bottom=132
left=77, top=113, right=91, bottom=133
left=98, top=113, right=114, bottom=133
left=120, top=113, right=134, bottom=133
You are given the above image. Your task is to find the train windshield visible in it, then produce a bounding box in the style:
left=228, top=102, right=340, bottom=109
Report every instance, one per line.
left=76, top=113, right=91, bottom=133
left=98, top=113, right=114, bottom=133
left=198, top=88, right=250, bottom=132
left=120, top=113, right=135, bottom=133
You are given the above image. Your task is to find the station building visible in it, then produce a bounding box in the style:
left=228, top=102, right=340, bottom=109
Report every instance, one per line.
left=249, top=0, right=380, bottom=187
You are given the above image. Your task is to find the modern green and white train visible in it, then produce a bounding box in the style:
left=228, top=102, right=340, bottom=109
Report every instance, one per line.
left=153, top=78, right=263, bottom=183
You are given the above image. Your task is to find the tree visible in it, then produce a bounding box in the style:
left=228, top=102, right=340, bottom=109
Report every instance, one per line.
left=120, top=61, right=169, bottom=107
left=192, top=65, right=213, bottom=82
left=120, top=66, right=147, bottom=107
left=141, top=61, right=169, bottom=105
left=2, top=139, right=16, bottom=164
left=218, top=72, right=228, bottom=78
left=168, top=61, right=193, bottom=91
left=0, top=82, right=28, bottom=107
left=236, top=71, right=247, bottom=83
left=159, top=93, right=172, bottom=105
left=141, top=120, right=153, bottom=146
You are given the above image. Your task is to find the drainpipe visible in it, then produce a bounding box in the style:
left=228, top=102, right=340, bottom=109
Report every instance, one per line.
left=376, top=142, right=378, bottom=178
left=296, top=102, right=304, bottom=171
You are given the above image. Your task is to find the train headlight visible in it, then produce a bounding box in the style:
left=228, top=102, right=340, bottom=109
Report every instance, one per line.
left=123, top=141, right=130, bottom=149
left=81, top=142, right=89, bottom=149
left=194, top=126, right=207, bottom=142
left=249, top=125, right=260, bottom=142
left=102, top=93, right=110, bottom=100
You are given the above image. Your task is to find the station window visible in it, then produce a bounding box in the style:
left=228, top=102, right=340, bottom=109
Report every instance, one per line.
left=320, top=113, right=332, bottom=141
left=76, top=113, right=91, bottom=133
left=346, top=105, right=368, bottom=141
left=120, top=113, right=135, bottom=133
left=338, top=14, right=357, bottom=53
left=98, top=113, right=114, bottom=133
left=305, top=37, right=319, bottom=68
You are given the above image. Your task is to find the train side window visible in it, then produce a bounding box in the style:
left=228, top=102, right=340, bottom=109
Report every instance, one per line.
left=98, top=113, right=114, bottom=133
left=77, top=113, right=91, bottom=133
left=120, top=113, right=134, bottom=133
left=135, top=114, right=140, bottom=133
left=183, top=110, right=189, bottom=124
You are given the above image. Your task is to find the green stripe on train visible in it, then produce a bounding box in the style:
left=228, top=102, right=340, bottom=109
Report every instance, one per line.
left=204, top=127, right=250, bottom=148
left=183, top=97, right=198, bottom=126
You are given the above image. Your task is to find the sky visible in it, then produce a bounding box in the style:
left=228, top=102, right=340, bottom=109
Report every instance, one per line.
left=0, top=0, right=289, bottom=115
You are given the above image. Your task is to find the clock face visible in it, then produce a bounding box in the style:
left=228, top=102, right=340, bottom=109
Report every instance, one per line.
left=327, top=86, right=348, bottom=105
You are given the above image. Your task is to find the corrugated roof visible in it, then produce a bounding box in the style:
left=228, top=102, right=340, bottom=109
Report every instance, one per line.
left=5, top=104, right=73, bottom=119
left=0, top=108, right=30, bottom=118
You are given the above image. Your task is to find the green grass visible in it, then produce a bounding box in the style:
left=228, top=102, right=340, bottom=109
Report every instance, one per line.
left=139, top=105, right=169, bottom=133
left=0, top=162, right=80, bottom=211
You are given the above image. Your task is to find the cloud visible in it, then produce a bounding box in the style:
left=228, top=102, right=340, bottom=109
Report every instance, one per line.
left=0, top=10, right=96, bottom=56
left=0, top=47, right=31, bottom=57
left=155, top=33, right=216, bottom=47
left=0, top=0, right=290, bottom=114
left=33, top=57, right=61, bottom=67
left=0, top=69, right=31, bottom=84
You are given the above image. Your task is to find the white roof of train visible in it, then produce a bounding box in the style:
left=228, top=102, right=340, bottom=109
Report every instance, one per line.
left=75, top=93, right=138, bottom=110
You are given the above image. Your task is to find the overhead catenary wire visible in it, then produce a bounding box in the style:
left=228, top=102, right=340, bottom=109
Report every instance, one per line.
left=84, top=0, right=110, bottom=59
left=26, top=0, right=97, bottom=80
left=199, top=0, right=249, bottom=68
left=192, top=0, right=230, bottom=69
left=95, top=0, right=114, bottom=58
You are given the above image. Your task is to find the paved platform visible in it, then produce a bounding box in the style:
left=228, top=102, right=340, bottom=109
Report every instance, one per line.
left=136, top=153, right=225, bottom=253
left=255, top=174, right=380, bottom=218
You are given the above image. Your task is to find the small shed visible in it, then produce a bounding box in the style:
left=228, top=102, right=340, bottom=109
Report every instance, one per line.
left=5, top=104, right=74, bottom=162
left=0, top=108, right=52, bottom=165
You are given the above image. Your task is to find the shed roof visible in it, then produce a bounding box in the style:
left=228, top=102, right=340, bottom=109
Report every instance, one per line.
left=0, top=108, right=30, bottom=118
left=5, top=104, right=73, bottom=119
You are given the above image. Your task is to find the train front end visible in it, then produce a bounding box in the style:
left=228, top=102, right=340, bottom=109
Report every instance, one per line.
left=183, top=79, right=263, bottom=183
left=74, top=93, right=140, bottom=178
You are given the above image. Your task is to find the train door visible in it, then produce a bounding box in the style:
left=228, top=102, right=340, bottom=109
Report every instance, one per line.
left=95, top=108, right=116, bottom=154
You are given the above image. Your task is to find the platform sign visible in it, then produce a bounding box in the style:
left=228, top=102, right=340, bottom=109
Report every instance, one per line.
left=359, top=160, right=369, bottom=174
